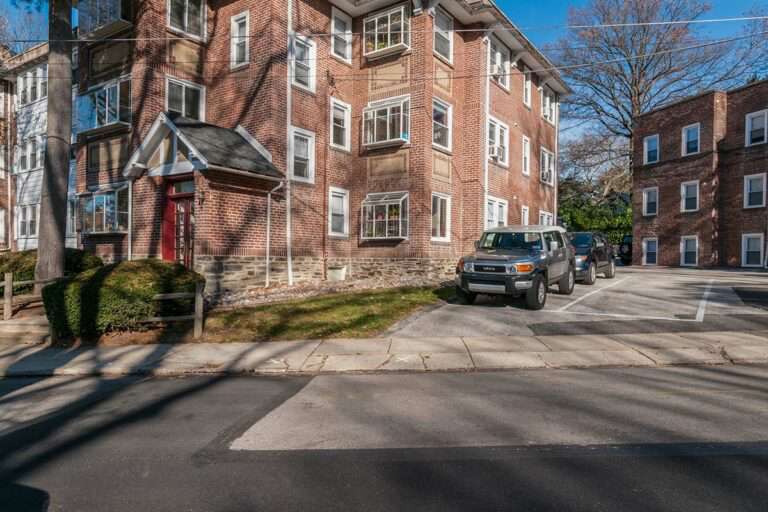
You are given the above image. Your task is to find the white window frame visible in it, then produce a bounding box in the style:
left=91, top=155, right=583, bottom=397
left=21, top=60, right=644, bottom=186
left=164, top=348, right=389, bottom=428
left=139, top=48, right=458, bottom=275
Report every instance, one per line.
left=362, top=95, right=410, bottom=147
left=681, top=122, right=700, bottom=156
left=539, top=210, right=554, bottom=226
left=540, top=147, right=555, bottom=186
left=79, top=188, right=130, bottom=234
left=486, top=196, right=508, bottom=228
left=521, top=205, right=529, bottom=225
left=165, top=76, right=205, bottom=121
left=522, top=136, right=530, bottom=176
left=680, top=235, right=698, bottom=267
left=167, top=0, right=206, bottom=41
left=329, top=97, right=352, bottom=151
left=642, top=237, right=658, bottom=266
left=79, top=75, right=132, bottom=132
left=742, top=233, right=765, bottom=268
left=432, top=98, right=452, bottom=152
left=489, top=37, right=510, bottom=90
left=230, top=11, right=249, bottom=69
left=431, top=192, right=451, bottom=242
left=361, top=192, right=409, bottom=240
left=328, top=186, right=350, bottom=237
left=433, top=7, right=453, bottom=63
left=363, top=4, right=411, bottom=58
left=642, top=186, right=658, bottom=216
left=643, top=134, right=659, bottom=165
left=292, top=34, right=317, bottom=93
left=745, top=110, right=767, bottom=147
left=488, top=116, right=509, bottom=166
left=330, top=7, right=353, bottom=64
left=17, top=204, right=38, bottom=239
left=743, top=173, right=767, bottom=209
left=522, top=64, right=532, bottom=107
left=541, top=87, right=557, bottom=124
left=680, top=180, right=699, bottom=213
left=289, top=126, right=316, bottom=184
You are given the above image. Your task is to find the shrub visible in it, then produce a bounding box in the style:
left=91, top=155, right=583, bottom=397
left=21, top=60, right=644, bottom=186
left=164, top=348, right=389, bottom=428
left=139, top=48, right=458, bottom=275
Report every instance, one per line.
left=43, top=259, right=204, bottom=338
left=0, top=249, right=103, bottom=284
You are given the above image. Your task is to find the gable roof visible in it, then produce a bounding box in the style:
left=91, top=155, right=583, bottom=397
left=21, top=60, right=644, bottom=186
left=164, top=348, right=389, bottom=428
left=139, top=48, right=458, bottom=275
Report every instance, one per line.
left=124, top=112, right=282, bottom=181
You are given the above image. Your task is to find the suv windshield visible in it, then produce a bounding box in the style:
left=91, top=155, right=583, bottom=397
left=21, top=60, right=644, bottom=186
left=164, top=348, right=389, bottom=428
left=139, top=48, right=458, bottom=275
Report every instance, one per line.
left=570, top=233, right=593, bottom=248
left=480, top=232, right=543, bottom=251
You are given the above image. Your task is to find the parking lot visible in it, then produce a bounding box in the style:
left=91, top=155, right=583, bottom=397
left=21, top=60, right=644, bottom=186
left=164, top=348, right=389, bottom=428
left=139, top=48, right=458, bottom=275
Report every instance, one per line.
left=391, top=267, right=768, bottom=338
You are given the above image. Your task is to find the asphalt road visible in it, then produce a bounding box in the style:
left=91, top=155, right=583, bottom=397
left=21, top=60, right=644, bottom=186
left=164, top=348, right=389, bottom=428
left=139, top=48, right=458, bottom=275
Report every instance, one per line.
left=2, top=366, right=768, bottom=511
left=391, top=267, right=768, bottom=337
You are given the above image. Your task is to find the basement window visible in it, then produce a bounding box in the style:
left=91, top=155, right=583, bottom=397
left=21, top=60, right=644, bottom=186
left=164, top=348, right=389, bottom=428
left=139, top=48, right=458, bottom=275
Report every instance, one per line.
left=361, top=192, right=409, bottom=240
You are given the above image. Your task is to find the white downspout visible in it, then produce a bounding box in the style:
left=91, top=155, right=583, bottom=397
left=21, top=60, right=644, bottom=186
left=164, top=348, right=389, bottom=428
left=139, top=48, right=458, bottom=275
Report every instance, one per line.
left=285, top=0, right=294, bottom=286
left=482, top=34, right=491, bottom=230
left=5, top=87, right=12, bottom=250
left=266, top=181, right=285, bottom=287
left=127, top=179, right=133, bottom=260
left=554, top=99, right=560, bottom=224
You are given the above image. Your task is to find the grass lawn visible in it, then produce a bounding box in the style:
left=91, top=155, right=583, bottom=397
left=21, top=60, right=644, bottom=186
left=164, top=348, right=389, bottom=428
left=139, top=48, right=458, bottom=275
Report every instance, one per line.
left=203, top=286, right=453, bottom=342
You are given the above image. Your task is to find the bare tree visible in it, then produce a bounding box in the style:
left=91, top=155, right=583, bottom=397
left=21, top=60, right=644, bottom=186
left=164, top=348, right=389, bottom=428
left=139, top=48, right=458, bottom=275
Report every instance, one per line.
left=0, top=5, right=47, bottom=55
left=35, top=0, right=72, bottom=285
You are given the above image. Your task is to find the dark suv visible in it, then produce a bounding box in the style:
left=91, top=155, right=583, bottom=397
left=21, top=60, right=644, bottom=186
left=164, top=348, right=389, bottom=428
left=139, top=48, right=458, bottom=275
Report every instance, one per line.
left=618, top=234, right=633, bottom=265
left=569, top=232, right=617, bottom=285
left=455, top=226, right=576, bottom=310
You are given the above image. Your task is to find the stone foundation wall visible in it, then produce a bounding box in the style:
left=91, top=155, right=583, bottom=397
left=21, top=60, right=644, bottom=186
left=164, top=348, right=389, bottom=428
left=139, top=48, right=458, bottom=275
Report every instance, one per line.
left=195, top=255, right=456, bottom=306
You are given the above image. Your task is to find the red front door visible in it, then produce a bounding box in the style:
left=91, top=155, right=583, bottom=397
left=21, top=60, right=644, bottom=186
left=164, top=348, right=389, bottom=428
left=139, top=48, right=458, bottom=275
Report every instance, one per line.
left=162, top=180, right=195, bottom=267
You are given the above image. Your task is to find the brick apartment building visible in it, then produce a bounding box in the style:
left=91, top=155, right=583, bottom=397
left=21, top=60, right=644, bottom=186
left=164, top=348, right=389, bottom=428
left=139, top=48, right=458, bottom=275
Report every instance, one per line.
left=2, top=0, right=567, bottom=300
left=632, top=78, right=768, bottom=268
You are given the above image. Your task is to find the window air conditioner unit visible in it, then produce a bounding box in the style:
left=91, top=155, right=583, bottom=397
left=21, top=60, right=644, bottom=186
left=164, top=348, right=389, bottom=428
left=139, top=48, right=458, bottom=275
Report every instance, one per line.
left=490, top=63, right=501, bottom=79
left=489, top=145, right=499, bottom=159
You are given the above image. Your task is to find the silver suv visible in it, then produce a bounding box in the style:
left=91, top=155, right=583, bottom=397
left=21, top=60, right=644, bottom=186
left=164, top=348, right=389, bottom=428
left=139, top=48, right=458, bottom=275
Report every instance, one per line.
left=455, top=225, right=576, bottom=310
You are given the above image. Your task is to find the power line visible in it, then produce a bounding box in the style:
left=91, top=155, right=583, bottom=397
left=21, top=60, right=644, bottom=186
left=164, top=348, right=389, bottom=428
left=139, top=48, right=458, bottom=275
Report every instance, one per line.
left=4, top=15, right=767, bottom=43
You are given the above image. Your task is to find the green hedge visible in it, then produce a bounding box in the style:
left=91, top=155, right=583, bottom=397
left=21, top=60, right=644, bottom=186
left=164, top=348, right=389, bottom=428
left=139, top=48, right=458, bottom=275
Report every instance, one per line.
left=0, top=249, right=103, bottom=284
left=42, top=259, right=204, bottom=338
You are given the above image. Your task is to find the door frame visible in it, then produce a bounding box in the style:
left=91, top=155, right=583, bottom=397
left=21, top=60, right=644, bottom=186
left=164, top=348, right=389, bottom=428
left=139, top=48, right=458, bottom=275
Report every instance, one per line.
left=162, top=176, right=195, bottom=264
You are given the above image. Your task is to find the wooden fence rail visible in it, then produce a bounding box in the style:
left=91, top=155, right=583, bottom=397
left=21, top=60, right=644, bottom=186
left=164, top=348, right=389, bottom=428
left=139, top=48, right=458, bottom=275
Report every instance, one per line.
left=1, top=273, right=61, bottom=321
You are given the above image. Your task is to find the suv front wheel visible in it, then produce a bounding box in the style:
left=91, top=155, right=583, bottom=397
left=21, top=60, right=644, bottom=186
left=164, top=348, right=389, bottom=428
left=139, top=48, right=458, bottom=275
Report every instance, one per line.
left=525, top=275, right=547, bottom=310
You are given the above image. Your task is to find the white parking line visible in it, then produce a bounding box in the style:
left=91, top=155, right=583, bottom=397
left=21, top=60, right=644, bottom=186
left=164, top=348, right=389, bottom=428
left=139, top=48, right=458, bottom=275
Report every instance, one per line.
left=695, top=279, right=714, bottom=322
left=550, top=311, right=695, bottom=322
left=557, top=277, right=630, bottom=312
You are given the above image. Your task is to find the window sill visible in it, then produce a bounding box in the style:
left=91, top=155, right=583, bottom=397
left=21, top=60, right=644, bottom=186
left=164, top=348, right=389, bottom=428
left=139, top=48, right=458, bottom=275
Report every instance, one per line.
left=432, top=144, right=452, bottom=156
left=680, top=209, right=699, bottom=214
left=329, top=233, right=349, bottom=240
left=230, top=62, right=250, bottom=72
left=522, top=172, right=531, bottom=178
left=488, top=158, right=509, bottom=169
left=363, top=139, right=408, bottom=151
left=361, top=236, right=408, bottom=242
left=330, top=53, right=353, bottom=67
left=744, top=204, right=766, bottom=209
left=364, top=43, right=409, bottom=61
left=290, top=176, right=315, bottom=186
left=166, top=26, right=206, bottom=44
left=745, top=140, right=767, bottom=148
left=330, top=144, right=352, bottom=155
left=292, top=82, right=316, bottom=96
left=78, top=121, right=131, bottom=138
left=490, top=79, right=510, bottom=94
left=431, top=238, right=451, bottom=245
left=642, top=213, right=658, bottom=217
left=83, top=231, right=128, bottom=237
left=433, top=52, right=453, bottom=68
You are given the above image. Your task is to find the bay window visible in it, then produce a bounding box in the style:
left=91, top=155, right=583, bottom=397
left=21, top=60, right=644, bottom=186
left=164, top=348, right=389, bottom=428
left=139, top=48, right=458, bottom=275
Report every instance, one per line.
left=363, top=96, right=410, bottom=147
left=363, top=5, right=410, bottom=57
left=77, top=76, right=131, bottom=132
left=361, top=192, right=408, bottom=240
left=79, top=187, right=129, bottom=234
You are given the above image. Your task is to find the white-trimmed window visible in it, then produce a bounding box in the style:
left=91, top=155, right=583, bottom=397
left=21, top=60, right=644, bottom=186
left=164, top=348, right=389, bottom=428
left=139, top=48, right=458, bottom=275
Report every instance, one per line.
left=361, top=192, right=409, bottom=240
left=521, top=63, right=531, bottom=107
left=644, top=134, right=659, bottom=164
left=39, top=65, right=47, bottom=99
left=680, top=180, right=699, bottom=212
left=168, top=0, right=205, bottom=39
left=292, top=35, right=316, bottom=93
left=79, top=187, right=129, bottom=234
left=363, top=5, right=410, bottom=57
left=541, top=87, right=557, bottom=124
left=744, top=173, right=766, bottom=208
left=540, top=147, right=555, bottom=185
left=17, top=204, right=38, bottom=238
left=642, top=238, right=658, bottom=265
left=67, top=198, right=77, bottom=236
left=432, top=98, right=452, bottom=151
left=166, top=77, right=204, bottom=121
left=522, top=136, right=530, bottom=176
left=742, top=233, right=765, bottom=267
left=682, top=122, right=700, bottom=156
left=17, top=74, right=26, bottom=105
left=290, top=126, right=315, bottom=184
left=539, top=210, right=554, bottom=226
left=78, top=76, right=131, bottom=132
left=433, top=7, right=453, bottom=63
left=680, top=235, right=698, bottom=266
left=490, top=38, right=510, bottom=89
left=431, top=192, right=450, bottom=242
left=488, top=116, right=508, bottom=165
left=331, top=8, right=353, bottom=63
left=363, top=95, right=410, bottom=147
left=486, top=196, right=508, bottom=228
left=330, top=97, right=351, bottom=151
left=642, top=187, right=658, bottom=216
left=230, top=11, right=249, bottom=68
left=746, top=110, right=767, bottom=147
left=16, top=65, right=46, bottom=106
left=329, top=186, right=349, bottom=237
left=521, top=205, right=529, bottom=225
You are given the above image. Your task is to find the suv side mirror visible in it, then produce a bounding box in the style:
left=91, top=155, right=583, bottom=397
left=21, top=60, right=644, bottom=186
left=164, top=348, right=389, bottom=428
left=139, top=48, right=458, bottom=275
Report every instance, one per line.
left=474, top=240, right=480, bottom=249
left=550, top=240, right=560, bottom=252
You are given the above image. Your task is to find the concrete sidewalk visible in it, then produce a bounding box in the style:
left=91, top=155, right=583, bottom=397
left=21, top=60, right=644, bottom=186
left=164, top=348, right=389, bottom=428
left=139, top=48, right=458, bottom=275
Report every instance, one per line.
left=2, top=330, right=768, bottom=377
